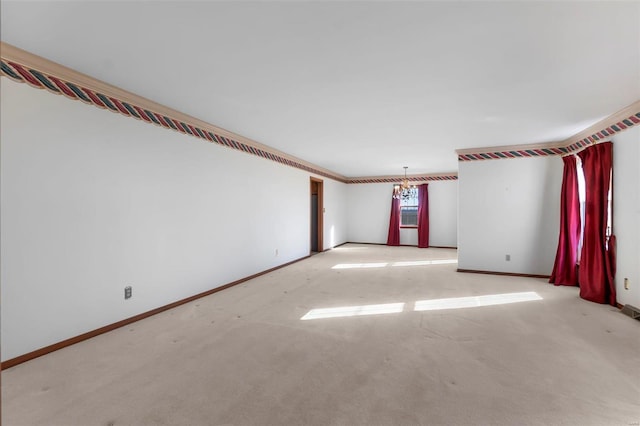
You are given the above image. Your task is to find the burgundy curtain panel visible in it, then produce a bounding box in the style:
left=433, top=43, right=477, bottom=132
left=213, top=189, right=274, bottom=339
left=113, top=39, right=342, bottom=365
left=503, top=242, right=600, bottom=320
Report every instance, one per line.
left=549, top=155, right=581, bottom=286
left=386, top=190, right=401, bottom=246
left=577, top=142, right=616, bottom=306
left=417, top=184, right=429, bottom=248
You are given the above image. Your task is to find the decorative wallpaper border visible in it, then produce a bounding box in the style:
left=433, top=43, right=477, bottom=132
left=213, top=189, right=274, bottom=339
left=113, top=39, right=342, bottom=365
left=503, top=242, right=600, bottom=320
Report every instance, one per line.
left=348, top=175, right=457, bottom=184
left=563, top=112, right=640, bottom=154
left=457, top=147, right=567, bottom=161
left=0, top=42, right=348, bottom=183
left=3, top=42, right=637, bottom=178
left=456, top=102, right=640, bottom=162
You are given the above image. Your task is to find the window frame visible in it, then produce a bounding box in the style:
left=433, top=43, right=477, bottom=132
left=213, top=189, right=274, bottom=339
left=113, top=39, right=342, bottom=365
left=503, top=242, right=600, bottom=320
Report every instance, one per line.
left=399, top=187, right=419, bottom=228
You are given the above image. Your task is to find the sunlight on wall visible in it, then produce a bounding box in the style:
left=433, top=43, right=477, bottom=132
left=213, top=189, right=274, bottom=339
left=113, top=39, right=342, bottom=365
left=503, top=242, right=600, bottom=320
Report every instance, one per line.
left=414, top=292, right=542, bottom=312
left=330, top=225, right=335, bottom=248
left=300, top=303, right=405, bottom=320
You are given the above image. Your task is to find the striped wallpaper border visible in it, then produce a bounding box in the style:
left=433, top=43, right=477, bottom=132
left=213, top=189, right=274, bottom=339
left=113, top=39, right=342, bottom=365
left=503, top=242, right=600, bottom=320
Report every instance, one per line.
left=2, top=42, right=638, bottom=177
left=457, top=104, right=640, bottom=162
left=457, top=147, right=567, bottom=161
left=0, top=43, right=348, bottom=183
left=348, top=175, right=458, bottom=184
left=564, top=112, right=640, bottom=154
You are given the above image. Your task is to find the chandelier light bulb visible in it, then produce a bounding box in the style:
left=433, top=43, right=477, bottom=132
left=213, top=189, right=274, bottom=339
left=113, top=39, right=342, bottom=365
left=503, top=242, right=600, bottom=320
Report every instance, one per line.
left=393, top=166, right=416, bottom=200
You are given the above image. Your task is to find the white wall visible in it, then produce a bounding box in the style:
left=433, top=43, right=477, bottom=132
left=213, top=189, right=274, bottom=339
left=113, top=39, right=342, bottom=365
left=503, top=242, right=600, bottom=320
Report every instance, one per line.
left=458, top=156, right=562, bottom=275
left=611, top=126, right=640, bottom=307
left=0, top=79, right=347, bottom=361
left=428, top=181, right=458, bottom=247
left=400, top=228, right=419, bottom=246
left=346, top=183, right=392, bottom=244
left=320, top=177, right=348, bottom=250
left=346, top=181, right=458, bottom=247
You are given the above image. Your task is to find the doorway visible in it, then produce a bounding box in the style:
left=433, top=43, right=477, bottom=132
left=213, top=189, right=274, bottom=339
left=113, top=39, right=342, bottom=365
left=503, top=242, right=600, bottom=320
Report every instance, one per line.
left=310, top=177, right=324, bottom=253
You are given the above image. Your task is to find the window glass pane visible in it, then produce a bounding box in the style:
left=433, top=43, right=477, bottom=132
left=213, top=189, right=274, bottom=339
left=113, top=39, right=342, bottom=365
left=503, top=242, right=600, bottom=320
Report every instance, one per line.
left=401, top=206, right=418, bottom=226
left=576, top=157, right=586, bottom=261
left=400, top=188, right=418, bottom=206
left=606, top=169, right=612, bottom=239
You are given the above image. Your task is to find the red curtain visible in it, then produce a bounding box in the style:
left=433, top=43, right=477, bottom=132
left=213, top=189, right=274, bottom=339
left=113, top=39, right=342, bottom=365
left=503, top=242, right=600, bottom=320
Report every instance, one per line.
left=417, top=184, right=429, bottom=248
left=577, top=142, right=616, bottom=306
left=386, top=189, right=400, bottom=246
left=549, top=155, right=581, bottom=286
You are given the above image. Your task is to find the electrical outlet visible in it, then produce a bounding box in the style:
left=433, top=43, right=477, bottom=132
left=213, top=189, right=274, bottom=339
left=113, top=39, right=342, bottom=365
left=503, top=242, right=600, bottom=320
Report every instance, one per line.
left=624, top=278, right=629, bottom=290
left=505, top=254, right=511, bottom=261
left=275, top=249, right=279, bottom=256
left=125, top=286, right=132, bottom=299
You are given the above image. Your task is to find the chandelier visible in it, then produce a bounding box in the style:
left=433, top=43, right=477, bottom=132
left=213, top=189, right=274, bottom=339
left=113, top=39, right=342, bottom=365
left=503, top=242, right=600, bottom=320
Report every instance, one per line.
left=393, top=166, right=416, bottom=200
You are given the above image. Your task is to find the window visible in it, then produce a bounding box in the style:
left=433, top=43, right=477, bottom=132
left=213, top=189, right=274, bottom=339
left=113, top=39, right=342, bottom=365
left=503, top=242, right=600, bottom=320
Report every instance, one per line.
left=400, top=187, right=418, bottom=227
left=575, top=155, right=613, bottom=262
left=576, top=157, right=586, bottom=262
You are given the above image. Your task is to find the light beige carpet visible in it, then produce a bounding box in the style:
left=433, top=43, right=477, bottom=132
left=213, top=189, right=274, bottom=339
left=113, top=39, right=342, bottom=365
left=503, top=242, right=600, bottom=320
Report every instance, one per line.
left=2, top=244, right=639, bottom=425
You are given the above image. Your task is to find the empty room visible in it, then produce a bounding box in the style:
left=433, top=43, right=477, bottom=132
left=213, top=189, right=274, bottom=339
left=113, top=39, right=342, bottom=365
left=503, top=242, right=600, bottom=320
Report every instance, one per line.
left=1, top=1, right=639, bottom=425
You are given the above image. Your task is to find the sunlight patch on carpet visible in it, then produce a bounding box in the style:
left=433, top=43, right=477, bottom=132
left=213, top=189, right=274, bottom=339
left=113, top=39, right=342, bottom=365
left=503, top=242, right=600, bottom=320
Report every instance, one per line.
left=332, top=262, right=388, bottom=269
left=414, top=292, right=542, bottom=311
left=333, top=247, right=370, bottom=251
left=392, top=259, right=458, bottom=267
left=301, top=303, right=405, bottom=320
left=332, top=259, right=458, bottom=269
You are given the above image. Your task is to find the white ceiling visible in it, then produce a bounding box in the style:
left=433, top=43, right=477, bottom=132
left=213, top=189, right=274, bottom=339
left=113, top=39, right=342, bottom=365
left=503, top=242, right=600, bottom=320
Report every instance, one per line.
left=2, top=1, right=639, bottom=177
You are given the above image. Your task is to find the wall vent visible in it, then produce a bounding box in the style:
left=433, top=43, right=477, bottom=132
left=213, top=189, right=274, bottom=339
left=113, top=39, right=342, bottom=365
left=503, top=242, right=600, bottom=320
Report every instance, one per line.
left=620, top=304, right=640, bottom=320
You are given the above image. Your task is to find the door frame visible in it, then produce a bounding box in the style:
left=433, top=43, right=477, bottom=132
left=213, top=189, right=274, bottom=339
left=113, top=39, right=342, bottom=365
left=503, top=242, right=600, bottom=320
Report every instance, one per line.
left=310, top=177, right=324, bottom=253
